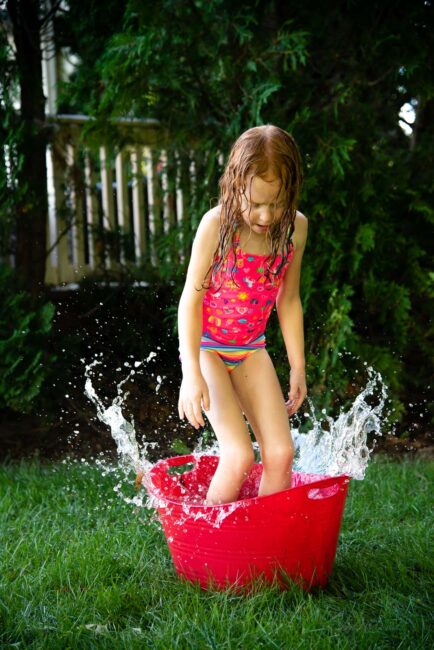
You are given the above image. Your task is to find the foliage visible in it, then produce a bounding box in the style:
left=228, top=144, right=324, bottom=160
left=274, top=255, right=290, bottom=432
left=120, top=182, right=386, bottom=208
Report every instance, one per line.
left=0, top=267, right=56, bottom=413
left=61, top=0, right=433, bottom=431
left=0, top=16, right=22, bottom=259
left=54, top=0, right=127, bottom=116
left=2, top=1, right=434, bottom=433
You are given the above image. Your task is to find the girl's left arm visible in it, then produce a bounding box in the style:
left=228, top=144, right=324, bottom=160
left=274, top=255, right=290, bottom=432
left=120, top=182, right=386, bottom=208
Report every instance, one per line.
left=275, top=212, right=309, bottom=416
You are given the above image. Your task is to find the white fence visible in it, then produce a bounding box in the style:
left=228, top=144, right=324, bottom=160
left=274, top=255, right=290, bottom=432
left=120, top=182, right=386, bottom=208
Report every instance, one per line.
left=44, top=115, right=209, bottom=285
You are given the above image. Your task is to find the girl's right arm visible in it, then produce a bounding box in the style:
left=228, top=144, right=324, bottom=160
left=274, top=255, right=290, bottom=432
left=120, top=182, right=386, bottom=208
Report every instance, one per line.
left=177, top=208, right=220, bottom=429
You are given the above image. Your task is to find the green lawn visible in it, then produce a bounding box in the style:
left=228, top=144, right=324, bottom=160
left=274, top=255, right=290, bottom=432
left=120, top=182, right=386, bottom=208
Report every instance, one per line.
left=0, top=456, right=432, bottom=649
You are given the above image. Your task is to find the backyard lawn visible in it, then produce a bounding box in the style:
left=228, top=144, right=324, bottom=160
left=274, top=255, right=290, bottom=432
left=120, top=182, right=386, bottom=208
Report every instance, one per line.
left=0, top=455, right=432, bottom=649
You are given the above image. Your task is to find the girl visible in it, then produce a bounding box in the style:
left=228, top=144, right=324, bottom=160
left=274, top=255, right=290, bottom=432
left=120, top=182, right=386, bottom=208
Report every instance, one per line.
left=178, top=125, right=308, bottom=505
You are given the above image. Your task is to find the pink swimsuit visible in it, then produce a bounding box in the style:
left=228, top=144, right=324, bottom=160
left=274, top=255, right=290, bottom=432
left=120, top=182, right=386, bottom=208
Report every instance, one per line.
left=200, top=231, right=294, bottom=371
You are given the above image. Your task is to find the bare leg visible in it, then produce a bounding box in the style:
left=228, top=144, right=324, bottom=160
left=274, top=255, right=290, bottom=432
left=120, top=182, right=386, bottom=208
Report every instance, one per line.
left=230, top=349, right=294, bottom=496
left=199, top=350, right=254, bottom=505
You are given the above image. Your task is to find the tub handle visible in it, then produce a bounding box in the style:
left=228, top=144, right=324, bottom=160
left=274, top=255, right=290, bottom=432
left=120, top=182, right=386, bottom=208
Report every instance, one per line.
left=305, top=475, right=350, bottom=500
left=165, top=454, right=196, bottom=468
left=164, top=454, right=197, bottom=478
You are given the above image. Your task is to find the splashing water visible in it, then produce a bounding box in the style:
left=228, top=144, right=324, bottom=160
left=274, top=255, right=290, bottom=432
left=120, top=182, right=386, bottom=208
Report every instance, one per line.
left=85, top=357, right=142, bottom=473
left=83, top=353, right=389, bottom=521
left=83, top=353, right=159, bottom=509
left=191, top=365, right=388, bottom=481
left=292, top=365, right=387, bottom=480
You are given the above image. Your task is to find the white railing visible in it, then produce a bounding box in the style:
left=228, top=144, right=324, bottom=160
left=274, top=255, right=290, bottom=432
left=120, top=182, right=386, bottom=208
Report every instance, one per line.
left=44, top=114, right=205, bottom=285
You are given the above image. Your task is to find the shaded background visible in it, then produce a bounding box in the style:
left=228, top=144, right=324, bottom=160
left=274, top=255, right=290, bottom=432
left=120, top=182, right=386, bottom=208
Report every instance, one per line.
left=1, top=0, right=433, bottom=460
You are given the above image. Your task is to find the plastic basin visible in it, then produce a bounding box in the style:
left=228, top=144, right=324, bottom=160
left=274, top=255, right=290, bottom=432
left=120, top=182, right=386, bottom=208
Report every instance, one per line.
left=147, top=454, right=350, bottom=591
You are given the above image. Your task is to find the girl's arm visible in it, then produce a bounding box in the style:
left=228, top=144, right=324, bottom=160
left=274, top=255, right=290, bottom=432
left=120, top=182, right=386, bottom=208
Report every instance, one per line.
left=275, top=212, right=308, bottom=415
left=178, top=208, right=220, bottom=429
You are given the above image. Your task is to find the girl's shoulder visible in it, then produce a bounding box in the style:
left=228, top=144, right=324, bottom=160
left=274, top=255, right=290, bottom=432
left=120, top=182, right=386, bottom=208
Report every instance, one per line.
left=196, top=205, right=221, bottom=238
left=292, top=210, right=308, bottom=253
left=184, top=206, right=222, bottom=293
left=190, top=206, right=221, bottom=261
left=200, top=204, right=222, bottom=230
left=295, top=210, right=308, bottom=225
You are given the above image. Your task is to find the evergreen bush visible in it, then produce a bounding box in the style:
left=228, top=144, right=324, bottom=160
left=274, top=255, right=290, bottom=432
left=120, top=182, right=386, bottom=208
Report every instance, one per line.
left=0, top=267, right=55, bottom=413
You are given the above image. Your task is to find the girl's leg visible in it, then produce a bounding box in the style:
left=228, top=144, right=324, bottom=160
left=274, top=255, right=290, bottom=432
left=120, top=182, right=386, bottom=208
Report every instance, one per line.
left=230, top=349, right=294, bottom=496
left=199, top=350, right=254, bottom=505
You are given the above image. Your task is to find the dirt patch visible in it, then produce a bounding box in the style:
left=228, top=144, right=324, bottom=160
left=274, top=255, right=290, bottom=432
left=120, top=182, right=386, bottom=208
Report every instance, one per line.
left=0, top=375, right=197, bottom=464
left=373, top=432, right=434, bottom=460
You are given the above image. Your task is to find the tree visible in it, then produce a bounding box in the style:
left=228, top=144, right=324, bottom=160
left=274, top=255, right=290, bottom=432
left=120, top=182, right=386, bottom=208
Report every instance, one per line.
left=69, top=0, right=431, bottom=428
left=0, top=0, right=130, bottom=294
left=2, top=0, right=433, bottom=430
left=2, top=0, right=51, bottom=297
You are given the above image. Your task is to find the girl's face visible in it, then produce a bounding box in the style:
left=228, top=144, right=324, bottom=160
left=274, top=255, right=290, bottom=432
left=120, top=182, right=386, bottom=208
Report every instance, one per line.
left=240, top=172, right=285, bottom=236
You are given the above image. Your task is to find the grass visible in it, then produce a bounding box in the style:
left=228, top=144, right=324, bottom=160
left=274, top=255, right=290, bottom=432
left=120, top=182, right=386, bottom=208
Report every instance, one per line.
left=0, top=455, right=433, bottom=649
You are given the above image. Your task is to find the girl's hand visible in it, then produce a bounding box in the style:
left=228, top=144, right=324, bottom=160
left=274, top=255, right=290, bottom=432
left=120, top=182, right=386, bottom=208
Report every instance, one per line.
left=178, top=371, right=210, bottom=430
left=286, top=367, right=307, bottom=417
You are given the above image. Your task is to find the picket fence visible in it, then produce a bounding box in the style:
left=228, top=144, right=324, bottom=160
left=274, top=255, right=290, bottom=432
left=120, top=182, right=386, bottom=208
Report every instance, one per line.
left=44, top=114, right=220, bottom=286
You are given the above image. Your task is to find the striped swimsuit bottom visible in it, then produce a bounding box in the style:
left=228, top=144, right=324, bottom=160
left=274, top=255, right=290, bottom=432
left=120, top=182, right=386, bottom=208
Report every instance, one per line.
left=200, top=332, right=266, bottom=373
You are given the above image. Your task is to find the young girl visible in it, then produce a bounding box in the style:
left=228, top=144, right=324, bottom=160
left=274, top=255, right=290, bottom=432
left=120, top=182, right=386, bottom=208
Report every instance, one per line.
left=178, top=124, right=308, bottom=505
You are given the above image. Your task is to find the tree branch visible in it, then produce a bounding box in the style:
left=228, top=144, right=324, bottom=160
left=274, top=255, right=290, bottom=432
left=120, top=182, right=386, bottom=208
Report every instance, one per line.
left=44, top=217, right=75, bottom=259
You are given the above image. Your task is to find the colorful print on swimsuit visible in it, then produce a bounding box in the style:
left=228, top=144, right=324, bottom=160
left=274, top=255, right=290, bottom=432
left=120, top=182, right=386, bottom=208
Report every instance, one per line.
left=202, top=232, right=294, bottom=345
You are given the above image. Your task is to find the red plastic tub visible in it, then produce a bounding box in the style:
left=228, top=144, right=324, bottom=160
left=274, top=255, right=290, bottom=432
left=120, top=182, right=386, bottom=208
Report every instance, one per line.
left=147, top=454, right=350, bottom=591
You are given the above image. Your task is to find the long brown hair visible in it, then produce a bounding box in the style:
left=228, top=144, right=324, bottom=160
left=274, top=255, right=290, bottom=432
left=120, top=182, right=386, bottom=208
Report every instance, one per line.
left=202, top=124, right=304, bottom=291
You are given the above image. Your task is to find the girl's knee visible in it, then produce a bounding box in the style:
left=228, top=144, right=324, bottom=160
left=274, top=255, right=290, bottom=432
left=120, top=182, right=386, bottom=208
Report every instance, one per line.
left=262, top=442, right=294, bottom=471
left=220, top=444, right=255, bottom=475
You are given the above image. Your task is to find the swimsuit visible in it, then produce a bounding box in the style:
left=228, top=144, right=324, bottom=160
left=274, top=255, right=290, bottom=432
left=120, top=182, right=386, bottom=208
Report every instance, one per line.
left=200, top=332, right=267, bottom=373
left=200, top=231, right=294, bottom=372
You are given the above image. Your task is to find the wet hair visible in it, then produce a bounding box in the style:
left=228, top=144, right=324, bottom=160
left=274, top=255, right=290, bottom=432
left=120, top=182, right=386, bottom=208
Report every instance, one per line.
left=202, top=124, right=304, bottom=291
